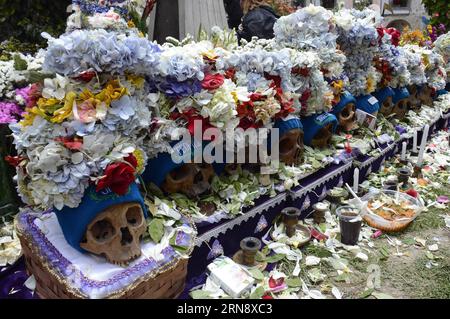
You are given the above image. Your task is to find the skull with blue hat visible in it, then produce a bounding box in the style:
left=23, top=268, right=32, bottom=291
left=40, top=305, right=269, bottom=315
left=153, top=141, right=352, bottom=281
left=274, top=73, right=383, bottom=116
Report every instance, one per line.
left=406, top=84, right=422, bottom=111
left=273, top=115, right=304, bottom=165
left=331, top=91, right=357, bottom=132
left=142, top=138, right=216, bottom=199
left=55, top=182, right=149, bottom=266
left=392, top=87, right=411, bottom=119
left=372, top=87, right=395, bottom=116
left=355, top=94, right=380, bottom=116
left=301, top=112, right=338, bottom=148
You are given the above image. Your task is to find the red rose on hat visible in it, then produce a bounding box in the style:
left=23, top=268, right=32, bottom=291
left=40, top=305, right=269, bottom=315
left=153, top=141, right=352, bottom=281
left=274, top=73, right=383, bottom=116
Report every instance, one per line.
left=96, top=154, right=138, bottom=195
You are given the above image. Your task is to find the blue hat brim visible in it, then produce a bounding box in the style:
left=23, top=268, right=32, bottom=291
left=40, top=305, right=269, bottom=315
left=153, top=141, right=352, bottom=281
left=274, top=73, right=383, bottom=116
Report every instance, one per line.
left=331, top=91, right=356, bottom=115
left=355, top=94, right=380, bottom=115
left=392, top=87, right=410, bottom=104
left=372, top=87, right=395, bottom=104
left=301, top=113, right=338, bottom=146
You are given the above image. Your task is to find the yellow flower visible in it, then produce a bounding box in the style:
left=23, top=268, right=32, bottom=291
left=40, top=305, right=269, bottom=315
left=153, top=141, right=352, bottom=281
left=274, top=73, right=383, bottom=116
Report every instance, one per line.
left=127, top=75, right=145, bottom=89
left=202, top=50, right=218, bottom=61
left=127, top=20, right=136, bottom=28
left=366, top=77, right=375, bottom=94
left=19, top=111, right=37, bottom=127
left=51, top=92, right=76, bottom=123
left=95, top=80, right=128, bottom=106
left=133, top=149, right=145, bottom=174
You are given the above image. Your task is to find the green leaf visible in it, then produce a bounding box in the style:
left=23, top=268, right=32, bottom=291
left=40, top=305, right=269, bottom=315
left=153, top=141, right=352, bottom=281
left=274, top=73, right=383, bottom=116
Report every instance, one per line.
left=190, top=290, right=212, bottom=299
left=249, top=286, right=265, bottom=299
left=148, top=218, right=164, bottom=243
left=248, top=268, right=265, bottom=281
left=265, top=254, right=286, bottom=263
left=334, top=273, right=349, bottom=282
left=13, top=54, right=27, bottom=71
left=286, top=277, right=302, bottom=288
left=360, top=288, right=374, bottom=299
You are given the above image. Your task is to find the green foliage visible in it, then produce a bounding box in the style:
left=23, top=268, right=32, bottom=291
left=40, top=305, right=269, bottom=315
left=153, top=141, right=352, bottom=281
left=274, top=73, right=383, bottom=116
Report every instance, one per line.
left=0, top=0, right=71, bottom=53
left=422, top=0, right=450, bottom=30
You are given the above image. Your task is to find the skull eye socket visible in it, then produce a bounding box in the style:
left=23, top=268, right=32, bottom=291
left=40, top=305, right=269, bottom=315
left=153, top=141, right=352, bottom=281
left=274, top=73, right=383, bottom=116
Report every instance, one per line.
left=90, top=219, right=115, bottom=242
left=126, top=206, right=143, bottom=226
left=280, top=136, right=296, bottom=153
left=169, top=164, right=192, bottom=181
left=340, top=104, right=354, bottom=118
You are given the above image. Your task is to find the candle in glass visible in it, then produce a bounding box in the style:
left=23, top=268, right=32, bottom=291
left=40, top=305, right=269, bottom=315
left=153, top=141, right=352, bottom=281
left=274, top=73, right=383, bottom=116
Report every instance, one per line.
left=417, top=125, right=429, bottom=166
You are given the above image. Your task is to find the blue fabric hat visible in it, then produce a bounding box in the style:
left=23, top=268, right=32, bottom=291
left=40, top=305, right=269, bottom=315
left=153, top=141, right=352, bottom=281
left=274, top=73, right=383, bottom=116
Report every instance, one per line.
left=142, top=139, right=204, bottom=187
left=274, top=116, right=303, bottom=137
left=267, top=116, right=304, bottom=152
left=331, top=91, right=356, bottom=116
left=392, top=87, right=410, bottom=104
left=301, top=113, right=338, bottom=146
left=435, top=89, right=448, bottom=99
left=355, top=94, right=380, bottom=115
left=372, top=87, right=395, bottom=104
left=55, top=182, right=148, bottom=252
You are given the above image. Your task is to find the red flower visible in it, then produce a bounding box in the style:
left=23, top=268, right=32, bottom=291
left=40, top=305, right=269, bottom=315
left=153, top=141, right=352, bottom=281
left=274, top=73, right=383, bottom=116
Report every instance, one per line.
left=96, top=154, right=138, bottom=195
left=292, top=67, right=309, bottom=77
left=4, top=156, right=25, bottom=167
left=386, top=28, right=400, bottom=46
left=238, top=117, right=259, bottom=130
left=262, top=294, right=273, bottom=300
left=201, top=73, right=225, bottom=90
left=74, top=70, right=96, bottom=82
left=55, top=136, right=83, bottom=151
left=406, top=189, right=418, bottom=198
left=268, top=276, right=284, bottom=289
left=224, top=68, right=236, bottom=80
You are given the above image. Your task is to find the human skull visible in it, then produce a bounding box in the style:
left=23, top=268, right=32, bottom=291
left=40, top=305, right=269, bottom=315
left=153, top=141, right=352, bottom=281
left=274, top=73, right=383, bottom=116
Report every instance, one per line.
left=407, top=85, right=421, bottom=111
left=311, top=123, right=333, bottom=148
left=338, top=103, right=356, bottom=132
left=392, top=98, right=410, bottom=120
left=379, top=96, right=394, bottom=116
left=80, top=203, right=146, bottom=266
left=162, top=163, right=215, bottom=198
left=418, top=85, right=433, bottom=107
left=279, top=128, right=304, bottom=165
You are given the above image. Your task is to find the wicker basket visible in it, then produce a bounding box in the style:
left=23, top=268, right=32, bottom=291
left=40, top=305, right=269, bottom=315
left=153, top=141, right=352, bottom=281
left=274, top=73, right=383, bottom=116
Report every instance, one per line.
left=18, top=230, right=188, bottom=299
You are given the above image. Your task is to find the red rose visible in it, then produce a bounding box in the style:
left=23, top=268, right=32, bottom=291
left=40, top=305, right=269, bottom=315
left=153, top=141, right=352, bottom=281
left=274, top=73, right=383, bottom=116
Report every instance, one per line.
left=74, top=70, right=96, bottom=82
left=96, top=155, right=138, bottom=195
left=5, top=156, right=25, bottom=167
left=262, top=294, right=273, bottom=300
left=224, top=68, right=236, bottom=80
left=406, top=189, right=418, bottom=198
left=55, top=136, right=83, bottom=151
left=238, top=117, right=258, bottom=130
left=201, top=73, right=225, bottom=90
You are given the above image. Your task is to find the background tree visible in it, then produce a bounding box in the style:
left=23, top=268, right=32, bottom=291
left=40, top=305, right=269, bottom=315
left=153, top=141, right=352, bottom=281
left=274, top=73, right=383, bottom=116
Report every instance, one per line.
left=422, top=0, right=450, bottom=31
left=0, top=0, right=71, bottom=54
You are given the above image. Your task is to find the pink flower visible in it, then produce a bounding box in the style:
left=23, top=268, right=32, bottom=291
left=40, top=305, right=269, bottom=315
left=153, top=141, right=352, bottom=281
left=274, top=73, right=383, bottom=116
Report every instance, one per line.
left=73, top=99, right=98, bottom=123
left=0, top=102, right=22, bottom=124
left=437, top=196, right=449, bottom=204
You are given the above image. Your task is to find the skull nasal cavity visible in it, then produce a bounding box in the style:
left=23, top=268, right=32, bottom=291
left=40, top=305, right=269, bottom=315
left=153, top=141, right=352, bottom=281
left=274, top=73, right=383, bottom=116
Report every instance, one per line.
left=121, top=227, right=133, bottom=245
